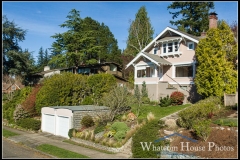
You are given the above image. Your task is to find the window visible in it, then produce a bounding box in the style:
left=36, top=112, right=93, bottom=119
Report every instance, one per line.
left=154, top=47, right=158, bottom=54
left=11, top=85, right=16, bottom=90
left=168, top=43, right=173, bottom=52
left=163, top=44, right=166, bottom=53
left=174, top=42, right=178, bottom=52
left=137, top=70, right=146, bottom=78
left=175, top=65, right=193, bottom=77
left=110, top=64, right=117, bottom=71
left=187, top=42, right=194, bottom=50
left=162, top=41, right=178, bottom=54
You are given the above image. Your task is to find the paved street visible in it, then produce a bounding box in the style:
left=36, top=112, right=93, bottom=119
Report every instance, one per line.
left=2, top=126, right=130, bottom=159
left=3, top=138, right=52, bottom=158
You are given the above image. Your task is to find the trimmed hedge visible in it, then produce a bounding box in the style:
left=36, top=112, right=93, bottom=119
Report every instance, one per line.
left=16, top=118, right=41, bottom=131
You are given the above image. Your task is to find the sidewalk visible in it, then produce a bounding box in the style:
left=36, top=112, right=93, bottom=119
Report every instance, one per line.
left=2, top=126, right=130, bottom=159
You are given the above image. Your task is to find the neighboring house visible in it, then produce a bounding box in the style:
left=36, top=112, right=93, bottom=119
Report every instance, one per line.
left=32, top=62, right=128, bottom=86
left=2, top=83, right=22, bottom=94
left=126, top=12, right=219, bottom=102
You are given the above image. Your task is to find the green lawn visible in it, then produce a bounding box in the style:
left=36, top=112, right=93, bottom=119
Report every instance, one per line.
left=3, top=129, right=20, bottom=138
left=131, top=103, right=191, bottom=120
left=213, top=118, right=238, bottom=127
left=36, top=144, right=89, bottom=158
left=63, top=139, right=114, bottom=154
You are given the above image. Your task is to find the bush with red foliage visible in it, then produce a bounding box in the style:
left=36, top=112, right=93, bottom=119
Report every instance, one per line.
left=21, top=84, right=42, bottom=116
left=170, top=91, right=184, bottom=105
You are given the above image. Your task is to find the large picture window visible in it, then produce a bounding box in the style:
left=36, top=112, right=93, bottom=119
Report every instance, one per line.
left=175, top=65, right=193, bottom=77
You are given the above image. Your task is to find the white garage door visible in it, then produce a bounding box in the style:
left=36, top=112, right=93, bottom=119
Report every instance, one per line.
left=42, top=114, right=55, bottom=134
left=56, top=116, right=70, bottom=138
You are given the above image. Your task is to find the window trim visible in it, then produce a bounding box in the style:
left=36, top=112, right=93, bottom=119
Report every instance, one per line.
left=162, top=41, right=179, bottom=54
left=187, top=42, right=194, bottom=50
left=175, top=64, right=193, bottom=78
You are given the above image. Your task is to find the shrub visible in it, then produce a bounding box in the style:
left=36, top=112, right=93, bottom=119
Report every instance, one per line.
left=177, top=96, right=223, bottom=129
left=110, top=122, right=129, bottom=132
left=159, top=95, right=172, bottom=107
left=132, top=119, right=166, bottom=158
left=16, top=118, right=41, bottom=131
left=81, top=115, right=94, bottom=128
left=141, top=97, right=150, bottom=104
left=81, top=96, right=94, bottom=105
left=68, top=128, right=77, bottom=138
left=114, top=130, right=127, bottom=142
left=193, top=119, right=212, bottom=141
left=94, top=124, right=105, bottom=134
left=170, top=91, right=184, bottom=105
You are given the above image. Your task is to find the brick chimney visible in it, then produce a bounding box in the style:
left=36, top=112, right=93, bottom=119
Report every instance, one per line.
left=209, top=12, right=218, bottom=29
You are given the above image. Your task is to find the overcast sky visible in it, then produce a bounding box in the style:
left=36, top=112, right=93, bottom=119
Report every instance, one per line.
left=2, top=1, right=238, bottom=62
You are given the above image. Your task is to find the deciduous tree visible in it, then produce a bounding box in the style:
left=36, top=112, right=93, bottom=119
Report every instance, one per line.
left=124, top=6, right=154, bottom=56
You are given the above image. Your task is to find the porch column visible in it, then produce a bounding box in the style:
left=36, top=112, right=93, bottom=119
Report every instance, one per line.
left=134, top=66, right=137, bottom=78
left=154, top=64, right=158, bottom=77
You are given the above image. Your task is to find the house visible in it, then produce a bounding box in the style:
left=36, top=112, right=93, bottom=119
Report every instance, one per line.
left=32, top=62, right=128, bottom=87
left=126, top=12, right=219, bottom=102
left=41, top=105, right=110, bottom=138
left=2, top=82, right=23, bottom=94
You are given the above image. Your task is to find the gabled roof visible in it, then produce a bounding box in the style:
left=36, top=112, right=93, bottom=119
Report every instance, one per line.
left=142, top=26, right=199, bottom=53
left=126, top=52, right=171, bottom=69
left=126, top=26, right=199, bottom=69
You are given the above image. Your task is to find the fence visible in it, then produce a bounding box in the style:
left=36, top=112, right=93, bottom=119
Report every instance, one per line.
left=224, top=92, right=238, bottom=107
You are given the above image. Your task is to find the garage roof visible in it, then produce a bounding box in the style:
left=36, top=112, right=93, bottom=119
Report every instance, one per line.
left=48, top=105, right=109, bottom=111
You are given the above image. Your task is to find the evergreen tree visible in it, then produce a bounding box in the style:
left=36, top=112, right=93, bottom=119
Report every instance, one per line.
left=134, top=85, right=142, bottom=117
left=141, top=81, right=148, bottom=98
left=2, top=15, right=27, bottom=74
left=37, top=47, right=44, bottom=67
left=2, top=15, right=36, bottom=84
left=44, top=49, right=49, bottom=66
left=167, top=2, right=214, bottom=36
left=49, top=9, right=122, bottom=69
left=195, top=21, right=237, bottom=98
left=124, top=6, right=154, bottom=56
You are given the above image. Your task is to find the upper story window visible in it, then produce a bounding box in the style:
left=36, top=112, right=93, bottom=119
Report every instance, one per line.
left=187, top=42, right=194, bottom=50
left=11, top=85, right=16, bottom=90
left=154, top=47, right=158, bottom=54
left=162, top=41, right=179, bottom=54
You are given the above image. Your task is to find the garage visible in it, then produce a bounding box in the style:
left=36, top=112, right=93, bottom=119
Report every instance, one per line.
left=56, top=116, right=70, bottom=138
left=41, top=105, right=110, bottom=139
left=42, top=114, right=55, bottom=134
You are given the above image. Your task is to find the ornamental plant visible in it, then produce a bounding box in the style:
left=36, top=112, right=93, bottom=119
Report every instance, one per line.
left=170, top=91, right=184, bottom=105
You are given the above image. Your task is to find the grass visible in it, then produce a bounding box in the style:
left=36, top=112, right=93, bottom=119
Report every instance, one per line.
left=213, top=118, right=238, bottom=127
left=63, top=139, right=115, bottom=154
left=3, top=129, right=20, bottom=138
left=131, top=103, right=191, bottom=120
left=36, top=144, right=89, bottom=158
